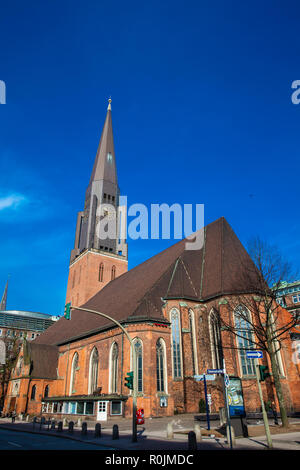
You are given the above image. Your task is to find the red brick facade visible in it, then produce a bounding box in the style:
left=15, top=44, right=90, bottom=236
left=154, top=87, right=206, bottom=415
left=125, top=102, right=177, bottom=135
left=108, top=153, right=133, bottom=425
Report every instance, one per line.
left=65, top=249, right=128, bottom=307
left=4, top=298, right=300, bottom=420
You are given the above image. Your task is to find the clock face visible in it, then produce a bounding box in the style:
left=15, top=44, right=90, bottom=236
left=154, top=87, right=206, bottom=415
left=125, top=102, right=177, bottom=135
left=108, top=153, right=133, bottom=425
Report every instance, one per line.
left=102, top=206, right=116, bottom=220
left=107, top=152, right=113, bottom=163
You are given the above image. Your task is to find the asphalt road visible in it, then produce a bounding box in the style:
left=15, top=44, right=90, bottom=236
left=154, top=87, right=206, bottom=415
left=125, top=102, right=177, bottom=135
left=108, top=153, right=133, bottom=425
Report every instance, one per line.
left=0, top=428, right=115, bottom=450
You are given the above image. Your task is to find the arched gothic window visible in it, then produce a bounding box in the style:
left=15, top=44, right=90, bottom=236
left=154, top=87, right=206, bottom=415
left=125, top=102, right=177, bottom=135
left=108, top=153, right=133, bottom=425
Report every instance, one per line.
left=134, top=339, right=143, bottom=393
left=89, top=348, right=99, bottom=394
left=44, top=385, right=49, bottom=398
left=188, top=309, right=198, bottom=375
left=156, top=339, right=167, bottom=392
left=170, top=308, right=182, bottom=378
left=31, top=384, right=36, bottom=400
left=234, top=305, right=255, bottom=376
left=70, top=352, right=79, bottom=394
left=111, top=265, right=116, bottom=280
left=99, top=263, right=104, bottom=282
left=209, top=310, right=223, bottom=370
left=110, top=343, right=118, bottom=393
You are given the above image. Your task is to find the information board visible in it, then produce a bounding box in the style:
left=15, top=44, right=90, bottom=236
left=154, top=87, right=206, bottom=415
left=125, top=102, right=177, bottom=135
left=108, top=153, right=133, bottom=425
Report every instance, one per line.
left=227, top=377, right=245, bottom=417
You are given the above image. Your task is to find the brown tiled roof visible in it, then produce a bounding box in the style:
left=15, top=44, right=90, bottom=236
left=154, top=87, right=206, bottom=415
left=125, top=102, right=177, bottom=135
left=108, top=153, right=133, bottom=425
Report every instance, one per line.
left=34, top=217, right=258, bottom=346
left=28, top=342, right=58, bottom=379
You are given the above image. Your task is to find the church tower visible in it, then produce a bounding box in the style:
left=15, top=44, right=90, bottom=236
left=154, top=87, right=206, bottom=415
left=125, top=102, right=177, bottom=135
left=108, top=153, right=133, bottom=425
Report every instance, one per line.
left=66, top=99, right=128, bottom=307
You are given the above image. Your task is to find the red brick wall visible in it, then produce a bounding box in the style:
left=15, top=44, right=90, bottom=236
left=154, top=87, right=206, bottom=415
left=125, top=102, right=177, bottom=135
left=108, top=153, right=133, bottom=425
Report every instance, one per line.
left=5, top=297, right=300, bottom=419
left=65, top=250, right=128, bottom=306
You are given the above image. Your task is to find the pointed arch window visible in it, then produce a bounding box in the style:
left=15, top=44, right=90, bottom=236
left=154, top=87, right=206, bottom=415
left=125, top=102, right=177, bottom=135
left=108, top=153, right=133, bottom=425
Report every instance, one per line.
left=156, top=339, right=167, bottom=392
left=69, top=352, right=79, bottom=395
left=209, top=310, right=223, bottom=370
left=110, top=343, right=118, bottom=393
left=134, top=339, right=143, bottom=393
left=44, top=385, right=49, bottom=398
left=111, top=265, right=116, bottom=281
left=89, top=348, right=99, bottom=394
left=188, top=309, right=198, bottom=375
left=234, top=305, right=255, bottom=376
left=170, top=308, right=182, bottom=378
left=99, top=263, right=104, bottom=282
left=31, top=384, right=36, bottom=400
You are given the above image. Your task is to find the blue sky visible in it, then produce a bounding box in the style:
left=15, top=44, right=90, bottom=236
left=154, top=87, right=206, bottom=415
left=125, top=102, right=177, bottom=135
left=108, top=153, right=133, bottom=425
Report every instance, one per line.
left=1, top=0, right=300, bottom=316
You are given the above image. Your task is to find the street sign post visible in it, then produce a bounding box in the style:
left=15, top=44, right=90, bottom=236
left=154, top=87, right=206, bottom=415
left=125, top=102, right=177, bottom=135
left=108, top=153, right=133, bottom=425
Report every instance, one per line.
left=207, top=368, right=224, bottom=375
left=224, top=373, right=230, bottom=388
left=194, top=374, right=215, bottom=381
left=246, top=351, right=263, bottom=359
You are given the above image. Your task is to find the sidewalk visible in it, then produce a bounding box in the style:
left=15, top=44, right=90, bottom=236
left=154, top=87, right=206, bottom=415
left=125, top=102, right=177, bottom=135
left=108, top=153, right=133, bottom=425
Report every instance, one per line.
left=0, top=415, right=300, bottom=451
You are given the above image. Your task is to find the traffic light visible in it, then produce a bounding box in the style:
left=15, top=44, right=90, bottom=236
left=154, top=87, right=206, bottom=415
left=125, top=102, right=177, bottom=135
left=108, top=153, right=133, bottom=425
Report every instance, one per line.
left=124, top=371, right=134, bottom=389
left=64, top=302, right=72, bottom=320
left=258, top=365, right=270, bottom=381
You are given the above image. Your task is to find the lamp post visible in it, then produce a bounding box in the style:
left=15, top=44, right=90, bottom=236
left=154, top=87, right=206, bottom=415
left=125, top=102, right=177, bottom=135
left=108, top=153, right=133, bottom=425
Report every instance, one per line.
left=67, top=305, right=137, bottom=443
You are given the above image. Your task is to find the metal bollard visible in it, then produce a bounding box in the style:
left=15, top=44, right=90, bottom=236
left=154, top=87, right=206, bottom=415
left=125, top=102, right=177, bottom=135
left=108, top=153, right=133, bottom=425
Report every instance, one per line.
left=188, top=430, right=197, bottom=451
left=226, top=425, right=235, bottom=448
left=81, top=422, right=88, bottom=436
left=68, top=421, right=74, bottom=434
left=112, top=424, right=119, bottom=440
left=166, top=422, right=174, bottom=439
left=95, top=423, right=101, bottom=438
left=194, top=423, right=202, bottom=442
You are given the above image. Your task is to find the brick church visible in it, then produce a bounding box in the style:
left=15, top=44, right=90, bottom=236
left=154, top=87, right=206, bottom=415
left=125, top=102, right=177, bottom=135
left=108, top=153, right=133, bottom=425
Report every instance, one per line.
left=4, top=100, right=300, bottom=421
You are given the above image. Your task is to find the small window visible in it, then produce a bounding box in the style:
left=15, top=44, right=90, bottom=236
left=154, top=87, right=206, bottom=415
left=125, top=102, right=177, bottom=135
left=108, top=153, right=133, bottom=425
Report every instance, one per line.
left=31, top=385, right=36, bottom=400
left=99, top=263, right=104, bottom=282
left=77, top=401, right=84, bottom=414
left=85, top=402, right=94, bottom=415
left=44, top=385, right=49, bottom=398
left=111, top=401, right=122, bottom=415
left=107, top=152, right=113, bottom=163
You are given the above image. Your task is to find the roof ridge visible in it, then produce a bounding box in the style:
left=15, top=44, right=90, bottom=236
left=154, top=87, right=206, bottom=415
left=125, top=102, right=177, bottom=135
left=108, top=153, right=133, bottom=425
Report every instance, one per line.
left=180, top=258, right=198, bottom=297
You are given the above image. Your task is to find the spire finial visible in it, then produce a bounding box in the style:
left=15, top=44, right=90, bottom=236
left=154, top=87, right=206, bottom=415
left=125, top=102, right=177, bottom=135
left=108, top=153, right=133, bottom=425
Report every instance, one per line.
left=107, top=97, right=112, bottom=111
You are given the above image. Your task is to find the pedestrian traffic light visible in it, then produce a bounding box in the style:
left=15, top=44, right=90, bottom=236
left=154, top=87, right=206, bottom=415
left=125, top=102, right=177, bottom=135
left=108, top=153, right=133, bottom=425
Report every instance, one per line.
left=124, top=371, right=133, bottom=389
left=258, top=365, right=270, bottom=381
left=64, top=302, right=72, bottom=320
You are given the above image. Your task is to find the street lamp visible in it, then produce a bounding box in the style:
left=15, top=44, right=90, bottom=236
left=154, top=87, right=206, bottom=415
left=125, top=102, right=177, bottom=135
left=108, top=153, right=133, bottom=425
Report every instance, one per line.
left=65, top=304, right=137, bottom=443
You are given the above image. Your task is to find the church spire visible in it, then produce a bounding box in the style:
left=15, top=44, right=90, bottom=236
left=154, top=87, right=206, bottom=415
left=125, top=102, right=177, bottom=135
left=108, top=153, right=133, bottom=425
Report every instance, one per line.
left=69, top=99, right=128, bottom=263
left=0, top=278, right=9, bottom=311
left=89, top=97, right=117, bottom=186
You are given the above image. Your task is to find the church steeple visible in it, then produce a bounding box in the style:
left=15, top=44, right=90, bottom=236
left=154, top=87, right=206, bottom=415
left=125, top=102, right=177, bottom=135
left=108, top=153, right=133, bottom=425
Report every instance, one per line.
left=66, top=100, right=128, bottom=306
left=0, top=278, right=8, bottom=311
left=89, top=98, right=118, bottom=186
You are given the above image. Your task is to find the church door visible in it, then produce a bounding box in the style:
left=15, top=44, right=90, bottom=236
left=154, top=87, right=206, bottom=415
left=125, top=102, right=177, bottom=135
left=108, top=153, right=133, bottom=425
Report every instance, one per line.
left=97, top=401, right=108, bottom=421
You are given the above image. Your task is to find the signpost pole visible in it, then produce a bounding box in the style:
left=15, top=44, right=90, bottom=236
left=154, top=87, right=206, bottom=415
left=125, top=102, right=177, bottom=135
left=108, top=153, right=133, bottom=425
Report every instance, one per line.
left=223, top=359, right=233, bottom=449
left=254, top=357, right=273, bottom=449
left=203, top=374, right=210, bottom=431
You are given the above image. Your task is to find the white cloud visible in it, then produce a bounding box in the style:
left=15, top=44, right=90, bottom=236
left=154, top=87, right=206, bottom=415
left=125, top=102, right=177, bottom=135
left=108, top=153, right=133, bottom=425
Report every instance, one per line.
left=0, top=194, right=27, bottom=211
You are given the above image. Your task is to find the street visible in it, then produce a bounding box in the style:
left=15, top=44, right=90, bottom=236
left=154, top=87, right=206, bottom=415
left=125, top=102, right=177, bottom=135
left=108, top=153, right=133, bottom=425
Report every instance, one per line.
left=0, top=428, right=115, bottom=450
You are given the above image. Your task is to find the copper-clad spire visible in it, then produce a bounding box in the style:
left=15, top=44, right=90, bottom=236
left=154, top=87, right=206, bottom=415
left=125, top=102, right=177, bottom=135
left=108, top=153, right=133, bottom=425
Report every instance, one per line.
left=89, top=98, right=117, bottom=185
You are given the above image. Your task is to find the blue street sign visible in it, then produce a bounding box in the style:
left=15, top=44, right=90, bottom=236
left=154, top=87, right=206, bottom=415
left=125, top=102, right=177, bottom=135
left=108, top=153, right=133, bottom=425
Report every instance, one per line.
left=193, top=374, right=215, bottom=381
left=207, top=369, right=224, bottom=375
left=224, top=373, right=230, bottom=388
left=246, top=351, right=263, bottom=359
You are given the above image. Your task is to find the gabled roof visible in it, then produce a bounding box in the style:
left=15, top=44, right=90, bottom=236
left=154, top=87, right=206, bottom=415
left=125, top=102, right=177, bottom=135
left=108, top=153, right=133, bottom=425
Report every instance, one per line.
left=25, top=342, right=58, bottom=379
left=34, top=217, right=258, bottom=346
